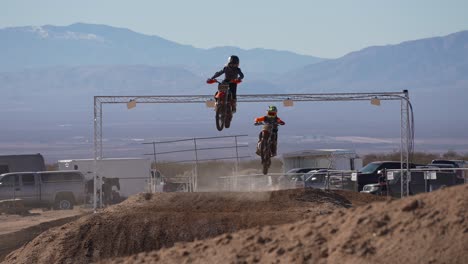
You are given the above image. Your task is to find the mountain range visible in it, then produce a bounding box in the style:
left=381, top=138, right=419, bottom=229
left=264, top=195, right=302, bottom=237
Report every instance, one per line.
left=283, top=30, right=468, bottom=93
left=0, top=23, right=467, bottom=160
left=1, top=23, right=467, bottom=94
left=0, top=23, right=324, bottom=74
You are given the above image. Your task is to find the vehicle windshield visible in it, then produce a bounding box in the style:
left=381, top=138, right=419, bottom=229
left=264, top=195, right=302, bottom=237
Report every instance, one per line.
left=358, top=162, right=381, bottom=173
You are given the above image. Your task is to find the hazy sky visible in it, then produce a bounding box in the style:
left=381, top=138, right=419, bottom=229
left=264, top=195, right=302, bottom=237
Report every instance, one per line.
left=1, top=0, right=468, bottom=58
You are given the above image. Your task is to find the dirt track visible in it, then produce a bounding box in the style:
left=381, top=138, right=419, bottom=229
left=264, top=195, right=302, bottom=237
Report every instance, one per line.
left=105, top=185, right=468, bottom=264
left=0, top=215, right=84, bottom=262
left=0, top=208, right=86, bottom=235
left=0, top=208, right=89, bottom=262
left=2, top=188, right=384, bottom=264
left=4, top=186, right=467, bottom=264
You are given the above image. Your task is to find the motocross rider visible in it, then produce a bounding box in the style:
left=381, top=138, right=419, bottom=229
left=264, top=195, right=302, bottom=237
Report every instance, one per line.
left=254, top=105, right=285, bottom=156
left=207, top=55, right=244, bottom=112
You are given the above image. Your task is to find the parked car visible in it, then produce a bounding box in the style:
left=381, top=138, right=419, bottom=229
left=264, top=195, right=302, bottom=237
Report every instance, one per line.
left=303, top=169, right=355, bottom=190
left=360, top=183, right=383, bottom=195
left=285, top=168, right=322, bottom=174
left=431, top=159, right=465, bottom=168
left=431, top=159, right=466, bottom=183
left=0, top=170, right=85, bottom=209
left=353, top=161, right=420, bottom=192
left=422, top=163, right=456, bottom=172
left=278, top=168, right=327, bottom=189
left=303, top=169, right=329, bottom=189
left=361, top=163, right=460, bottom=197
left=416, top=163, right=462, bottom=191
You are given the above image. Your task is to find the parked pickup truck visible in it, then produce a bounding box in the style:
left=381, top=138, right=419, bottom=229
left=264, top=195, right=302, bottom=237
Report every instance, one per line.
left=0, top=170, right=85, bottom=209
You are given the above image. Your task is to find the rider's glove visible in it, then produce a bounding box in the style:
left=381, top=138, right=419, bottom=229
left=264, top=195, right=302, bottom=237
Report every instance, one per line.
left=206, top=78, right=213, bottom=84
left=280, top=121, right=285, bottom=125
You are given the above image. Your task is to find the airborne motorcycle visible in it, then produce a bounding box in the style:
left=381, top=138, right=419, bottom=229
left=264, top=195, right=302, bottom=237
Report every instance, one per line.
left=207, top=78, right=241, bottom=131
left=255, top=119, right=283, bottom=175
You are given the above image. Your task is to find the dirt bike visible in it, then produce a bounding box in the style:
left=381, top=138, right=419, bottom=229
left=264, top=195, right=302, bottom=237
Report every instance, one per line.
left=207, top=78, right=241, bottom=131
left=255, top=120, right=282, bottom=175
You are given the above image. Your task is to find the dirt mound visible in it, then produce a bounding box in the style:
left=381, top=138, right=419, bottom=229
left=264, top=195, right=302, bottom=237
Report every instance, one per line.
left=0, top=199, right=30, bottom=216
left=3, top=189, right=383, bottom=264
left=104, top=185, right=468, bottom=264
left=0, top=215, right=84, bottom=262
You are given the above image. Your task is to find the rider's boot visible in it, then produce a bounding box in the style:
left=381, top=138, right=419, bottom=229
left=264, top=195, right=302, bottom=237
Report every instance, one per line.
left=231, top=99, right=237, bottom=113
left=271, top=142, right=277, bottom=157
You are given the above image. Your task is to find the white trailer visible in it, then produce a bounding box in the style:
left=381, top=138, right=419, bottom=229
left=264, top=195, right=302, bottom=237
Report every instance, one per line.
left=58, top=158, right=152, bottom=198
left=282, top=149, right=363, bottom=172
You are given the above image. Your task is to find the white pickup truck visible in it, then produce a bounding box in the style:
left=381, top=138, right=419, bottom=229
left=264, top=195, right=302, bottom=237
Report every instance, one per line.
left=0, top=170, right=85, bottom=209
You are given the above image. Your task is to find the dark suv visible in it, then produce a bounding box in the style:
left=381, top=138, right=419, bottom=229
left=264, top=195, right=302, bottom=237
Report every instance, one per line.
left=354, top=161, right=417, bottom=191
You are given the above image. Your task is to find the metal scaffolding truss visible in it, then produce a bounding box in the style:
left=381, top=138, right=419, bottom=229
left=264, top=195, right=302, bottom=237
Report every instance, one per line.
left=94, top=91, right=409, bottom=104
left=93, top=90, right=413, bottom=209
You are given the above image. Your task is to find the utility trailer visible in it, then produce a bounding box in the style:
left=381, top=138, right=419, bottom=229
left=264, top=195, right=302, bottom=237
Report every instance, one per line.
left=57, top=158, right=153, bottom=198
left=0, top=154, right=46, bottom=174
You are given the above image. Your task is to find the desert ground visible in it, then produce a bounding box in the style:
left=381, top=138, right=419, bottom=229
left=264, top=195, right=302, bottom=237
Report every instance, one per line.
left=1, top=185, right=467, bottom=264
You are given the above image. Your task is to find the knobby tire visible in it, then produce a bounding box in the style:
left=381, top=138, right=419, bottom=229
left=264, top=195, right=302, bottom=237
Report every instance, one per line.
left=225, top=105, right=232, bottom=128
left=261, top=137, right=271, bottom=175
left=215, top=104, right=225, bottom=131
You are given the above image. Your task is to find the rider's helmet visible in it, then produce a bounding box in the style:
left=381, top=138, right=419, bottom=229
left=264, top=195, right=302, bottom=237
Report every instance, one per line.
left=227, top=55, right=239, bottom=66
left=267, top=105, right=278, bottom=117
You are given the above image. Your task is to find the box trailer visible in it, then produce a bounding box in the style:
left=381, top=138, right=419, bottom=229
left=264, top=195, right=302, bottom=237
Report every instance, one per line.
left=282, top=149, right=362, bottom=173
left=0, top=154, right=46, bottom=174
left=57, top=158, right=152, bottom=198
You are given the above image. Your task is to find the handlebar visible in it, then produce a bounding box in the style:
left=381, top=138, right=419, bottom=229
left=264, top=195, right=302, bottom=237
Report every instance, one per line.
left=254, top=121, right=284, bottom=126
left=206, top=78, right=242, bottom=84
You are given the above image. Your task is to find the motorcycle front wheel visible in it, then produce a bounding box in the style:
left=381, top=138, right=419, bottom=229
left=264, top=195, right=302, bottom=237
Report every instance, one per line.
left=215, top=105, right=225, bottom=131
left=262, top=159, right=271, bottom=175
left=260, top=138, right=271, bottom=175
left=224, top=106, right=232, bottom=128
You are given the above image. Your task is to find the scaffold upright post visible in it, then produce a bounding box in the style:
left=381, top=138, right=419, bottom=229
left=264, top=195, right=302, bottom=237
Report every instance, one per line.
left=400, top=90, right=411, bottom=198
left=235, top=136, right=240, bottom=175
left=93, top=96, right=101, bottom=211
left=193, top=138, right=199, bottom=192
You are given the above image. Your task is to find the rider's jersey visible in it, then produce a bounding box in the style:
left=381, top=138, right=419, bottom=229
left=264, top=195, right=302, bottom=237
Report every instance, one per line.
left=255, top=115, right=285, bottom=130
left=211, top=66, right=244, bottom=82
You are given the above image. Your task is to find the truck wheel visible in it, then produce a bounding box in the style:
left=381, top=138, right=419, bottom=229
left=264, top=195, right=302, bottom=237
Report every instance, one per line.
left=54, top=195, right=75, bottom=210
